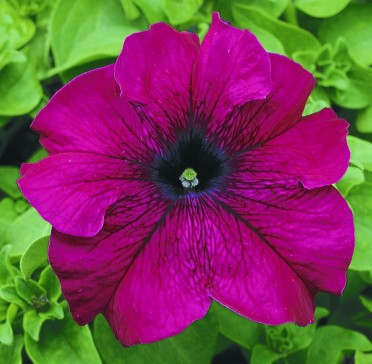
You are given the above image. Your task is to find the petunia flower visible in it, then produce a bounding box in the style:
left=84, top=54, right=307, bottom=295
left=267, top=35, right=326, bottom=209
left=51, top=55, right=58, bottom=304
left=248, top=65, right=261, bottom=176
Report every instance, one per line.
left=18, top=13, right=354, bottom=346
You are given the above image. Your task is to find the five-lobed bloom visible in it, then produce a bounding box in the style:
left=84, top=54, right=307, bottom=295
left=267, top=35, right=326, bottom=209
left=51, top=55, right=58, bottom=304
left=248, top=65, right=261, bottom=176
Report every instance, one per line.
left=18, top=13, right=354, bottom=346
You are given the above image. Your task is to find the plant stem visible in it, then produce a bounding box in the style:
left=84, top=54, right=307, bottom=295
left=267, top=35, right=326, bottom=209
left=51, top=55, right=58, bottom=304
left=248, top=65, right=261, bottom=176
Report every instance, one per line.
left=284, top=1, right=299, bottom=26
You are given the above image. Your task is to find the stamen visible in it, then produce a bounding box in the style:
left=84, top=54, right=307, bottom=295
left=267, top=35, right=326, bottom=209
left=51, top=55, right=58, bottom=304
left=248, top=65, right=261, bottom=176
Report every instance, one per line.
left=180, top=168, right=199, bottom=189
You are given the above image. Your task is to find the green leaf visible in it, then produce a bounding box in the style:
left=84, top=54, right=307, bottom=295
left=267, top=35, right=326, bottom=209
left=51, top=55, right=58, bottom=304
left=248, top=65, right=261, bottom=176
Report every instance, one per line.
left=20, top=236, right=49, bottom=280
left=0, top=246, right=12, bottom=286
left=215, top=0, right=289, bottom=20
left=119, top=0, right=141, bottom=19
left=319, top=3, right=372, bottom=68
left=294, top=0, right=351, bottom=18
left=303, top=86, right=331, bottom=116
left=0, top=199, right=19, bottom=246
left=250, top=344, right=283, bottom=364
left=336, top=166, right=365, bottom=197
left=0, top=60, right=43, bottom=116
left=307, top=326, right=372, bottom=363
left=25, top=306, right=102, bottom=364
left=0, top=42, right=26, bottom=71
left=326, top=64, right=372, bottom=109
left=357, top=105, right=372, bottom=134
left=38, top=266, right=61, bottom=301
left=131, top=0, right=166, bottom=23
left=245, top=22, right=285, bottom=54
left=348, top=136, right=372, bottom=171
left=6, top=207, right=51, bottom=256
left=23, top=310, right=45, bottom=341
left=0, top=303, right=19, bottom=345
left=162, top=0, right=202, bottom=25
left=214, top=302, right=264, bottom=349
left=93, top=311, right=219, bottom=364
left=359, top=295, right=372, bottom=313
left=232, top=5, right=320, bottom=56
left=0, top=1, right=35, bottom=49
left=49, top=0, right=147, bottom=73
left=265, top=323, right=316, bottom=355
left=23, top=28, right=51, bottom=79
left=0, top=335, right=23, bottom=364
left=347, top=182, right=372, bottom=271
left=0, top=166, right=21, bottom=198
left=355, top=351, right=372, bottom=364
left=14, top=277, right=46, bottom=304
left=0, top=285, right=27, bottom=310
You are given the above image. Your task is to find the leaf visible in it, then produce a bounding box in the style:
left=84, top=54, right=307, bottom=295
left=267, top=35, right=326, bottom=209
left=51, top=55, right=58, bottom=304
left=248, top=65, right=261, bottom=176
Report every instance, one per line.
left=23, top=310, right=45, bottom=341
left=6, top=207, right=51, bottom=256
left=93, top=311, right=219, bottom=364
left=307, top=326, right=372, bottom=363
left=49, top=0, right=147, bottom=73
left=162, top=0, right=202, bottom=25
left=265, top=323, right=316, bottom=355
left=303, top=86, right=331, bottom=116
left=0, top=335, right=23, bottom=364
left=0, top=199, right=19, bottom=246
left=213, top=302, right=265, bottom=349
left=38, top=266, right=61, bottom=302
left=348, top=136, right=372, bottom=172
left=20, top=236, right=49, bottom=280
left=215, top=0, right=289, bottom=20
left=232, top=4, right=320, bottom=56
left=318, top=3, right=372, bottom=67
left=336, top=166, right=364, bottom=197
left=359, top=295, right=372, bottom=313
left=14, top=277, right=46, bottom=304
left=347, top=182, right=372, bottom=271
left=250, top=344, right=283, bottom=364
left=0, top=60, right=42, bottom=116
left=0, top=285, right=27, bottom=310
left=0, top=1, right=35, bottom=49
left=357, top=105, right=372, bottom=134
left=0, top=303, right=19, bottom=345
left=119, top=0, right=141, bottom=19
left=131, top=0, right=166, bottom=23
left=25, top=306, right=102, bottom=364
left=0, top=42, right=26, bottom=71
left=355, top=351, right=372, bottom=364
left=0, top=166, right=21, bottom=198
left=294, top=0, right=351, bottom=18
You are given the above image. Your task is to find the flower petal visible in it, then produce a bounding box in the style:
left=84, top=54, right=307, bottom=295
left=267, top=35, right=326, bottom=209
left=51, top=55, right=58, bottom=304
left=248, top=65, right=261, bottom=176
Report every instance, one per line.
left=214, top=183, right=354, bottom=295
left=204, top=199, right=316, bottom=326
left=192, top=12, right=271, bottom=125
left=32, top=65, right=157, bottom=159
left=115, top=22, right=199, bottom=141
left=105, top=199, right=212, bottom=345
left=18, top=153, right=145, bottom=236
left=210, top=53, right=315, bottom=155
left=240, top=108, right=350, bottom=189
left=49, top=187, right=170, bottom=324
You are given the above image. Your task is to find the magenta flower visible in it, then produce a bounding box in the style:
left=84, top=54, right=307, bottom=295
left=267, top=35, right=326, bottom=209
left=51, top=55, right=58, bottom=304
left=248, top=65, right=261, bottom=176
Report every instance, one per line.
left=18, top=13, right=354, bottom=345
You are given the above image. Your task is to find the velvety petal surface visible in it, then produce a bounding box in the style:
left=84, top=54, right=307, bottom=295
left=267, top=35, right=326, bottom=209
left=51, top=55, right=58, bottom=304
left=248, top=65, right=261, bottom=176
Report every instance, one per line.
left=32, top=65, right=159, bottom=158
left=214, top=183, right=354, bottom=295
left=115, top=22, right=199, bottom=143
left=237, top=108, right=350, bottom=189
left=105, top=198, right=213, bottom=345
left=204, top=199, right=317, bottom=326
left=209, top=53, right=315, bottom=155
left=18, top=153, right=145, bottom=236
left=49, top=183, right=170, bottom=325
left=192, top=12, right=271, bottom=125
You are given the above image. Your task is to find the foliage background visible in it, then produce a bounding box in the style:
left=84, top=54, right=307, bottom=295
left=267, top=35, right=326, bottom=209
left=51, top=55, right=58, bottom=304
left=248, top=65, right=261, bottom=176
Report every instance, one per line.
left=1, top=0, right=372, bottom=363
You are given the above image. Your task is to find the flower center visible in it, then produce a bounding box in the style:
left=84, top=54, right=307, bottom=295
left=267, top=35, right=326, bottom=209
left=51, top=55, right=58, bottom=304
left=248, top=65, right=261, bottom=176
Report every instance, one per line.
left=152, top=129, right=231, bottom=199
left=180, top=167, right=199, bottom=189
